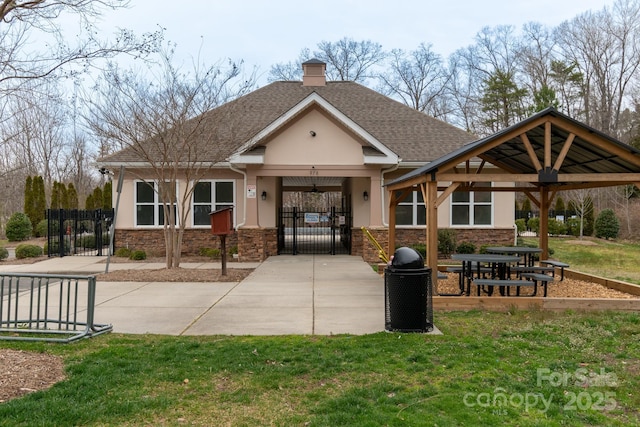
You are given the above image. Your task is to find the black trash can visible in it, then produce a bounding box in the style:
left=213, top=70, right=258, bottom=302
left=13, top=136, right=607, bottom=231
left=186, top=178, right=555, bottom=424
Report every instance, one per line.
left=384, top=247, right=433, bottom=332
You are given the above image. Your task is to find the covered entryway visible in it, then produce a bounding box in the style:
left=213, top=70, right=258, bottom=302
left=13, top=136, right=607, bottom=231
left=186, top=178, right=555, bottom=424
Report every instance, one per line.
left=277, top=177, right=352, bottom=255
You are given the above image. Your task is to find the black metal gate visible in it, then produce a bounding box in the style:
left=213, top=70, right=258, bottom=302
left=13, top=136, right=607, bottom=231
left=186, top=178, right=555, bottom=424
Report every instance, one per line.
left=277, top=206, right=352, bottom=255
left=46, top=209, right=114, bottom=257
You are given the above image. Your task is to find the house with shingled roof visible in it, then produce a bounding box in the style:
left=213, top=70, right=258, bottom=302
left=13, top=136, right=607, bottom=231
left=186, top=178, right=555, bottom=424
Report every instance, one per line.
left=98, top=60, right=517, bottom=263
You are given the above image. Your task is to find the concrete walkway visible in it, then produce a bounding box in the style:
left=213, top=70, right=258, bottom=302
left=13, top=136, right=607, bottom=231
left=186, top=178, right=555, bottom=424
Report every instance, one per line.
left=0, top=255, right=386, bottom=336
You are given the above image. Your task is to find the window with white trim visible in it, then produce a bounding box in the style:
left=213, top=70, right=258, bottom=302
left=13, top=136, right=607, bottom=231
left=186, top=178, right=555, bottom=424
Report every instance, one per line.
left=451, top=183, right=493, bottom=226
left=395, top=190, right=426, bottom=226
left=192, top=180, right=235, bottom=226
left=135, top=181, right=178, bottom=227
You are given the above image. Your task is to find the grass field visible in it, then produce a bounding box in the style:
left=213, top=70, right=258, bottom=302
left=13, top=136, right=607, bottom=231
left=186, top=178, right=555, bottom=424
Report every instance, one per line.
left=522, top=236, right=640, bottom=285
left=1, top=310, right=638, bottom=426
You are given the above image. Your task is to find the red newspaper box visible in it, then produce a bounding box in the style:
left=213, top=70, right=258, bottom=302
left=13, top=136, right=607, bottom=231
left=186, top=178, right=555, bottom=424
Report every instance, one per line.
left=209, top=207, right=233, bottom=235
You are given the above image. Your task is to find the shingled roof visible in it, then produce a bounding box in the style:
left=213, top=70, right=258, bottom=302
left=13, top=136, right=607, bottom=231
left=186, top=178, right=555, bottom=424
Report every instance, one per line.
left=99, top=81, right=476, bottom=165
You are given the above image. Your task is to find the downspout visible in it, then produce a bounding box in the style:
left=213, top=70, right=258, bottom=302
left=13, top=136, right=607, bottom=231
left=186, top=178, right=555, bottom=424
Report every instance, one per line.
left=381, top=162, right=400, bottom=226
left=228, top=163, right=247, bottom=228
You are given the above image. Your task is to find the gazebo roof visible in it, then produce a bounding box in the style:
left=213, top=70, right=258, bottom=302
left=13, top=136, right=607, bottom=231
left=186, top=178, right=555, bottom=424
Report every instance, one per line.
left=386, top=107, right=640, bottom=191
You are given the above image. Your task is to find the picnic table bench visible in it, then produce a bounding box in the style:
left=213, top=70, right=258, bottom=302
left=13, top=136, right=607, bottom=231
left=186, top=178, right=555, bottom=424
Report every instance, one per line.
left=472, top=272, right=555, bottom=297
left=471, top=278, right=535, bottom=297
left=521, top=273, right=555, bottom=297
left=540, top=260, right=570, bottom=281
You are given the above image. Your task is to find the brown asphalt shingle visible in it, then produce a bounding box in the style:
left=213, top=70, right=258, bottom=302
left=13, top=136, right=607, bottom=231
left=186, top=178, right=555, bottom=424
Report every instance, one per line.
left=99, top=81, right=476, bottom=164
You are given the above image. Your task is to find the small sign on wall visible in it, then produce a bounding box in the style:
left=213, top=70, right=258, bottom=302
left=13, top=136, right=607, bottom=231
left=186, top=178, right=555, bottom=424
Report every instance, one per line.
left=247, top=184, right=256, bottom=198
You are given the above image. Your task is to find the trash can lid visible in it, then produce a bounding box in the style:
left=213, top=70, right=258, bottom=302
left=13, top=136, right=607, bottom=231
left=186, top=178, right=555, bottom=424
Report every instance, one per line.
left=391, top=247, right=424, bottom=269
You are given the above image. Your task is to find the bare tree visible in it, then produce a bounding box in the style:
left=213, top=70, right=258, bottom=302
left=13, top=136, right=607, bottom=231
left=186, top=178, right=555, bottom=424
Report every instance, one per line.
left=377, top=43, right=452, bottom=118
left=0, top=1, right=161, bottom=92
left=1, top=81, right=69, bottom=185
left=267, top=48, right=310, bottom=82
left=268, top=38, right=386, bottom=84
left=565, top=189, right=594, bottom=238
left=316, top=37, right=386, bottom=82
left=555, top=0, right=640, bottom=136
left=86, top=48, right=257, bottom=268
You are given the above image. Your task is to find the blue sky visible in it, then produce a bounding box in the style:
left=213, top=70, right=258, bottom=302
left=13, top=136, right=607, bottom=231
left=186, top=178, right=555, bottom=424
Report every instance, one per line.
left=93, top=0, right=615, bottom=81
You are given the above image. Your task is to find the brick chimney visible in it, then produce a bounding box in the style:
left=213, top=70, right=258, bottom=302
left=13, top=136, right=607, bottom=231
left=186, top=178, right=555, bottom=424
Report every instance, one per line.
left=302, top=59, right=326, bottom=86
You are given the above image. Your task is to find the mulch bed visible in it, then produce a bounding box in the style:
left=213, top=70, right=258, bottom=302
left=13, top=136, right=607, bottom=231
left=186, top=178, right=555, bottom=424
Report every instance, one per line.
left=435, top=273, right=639, bottom=299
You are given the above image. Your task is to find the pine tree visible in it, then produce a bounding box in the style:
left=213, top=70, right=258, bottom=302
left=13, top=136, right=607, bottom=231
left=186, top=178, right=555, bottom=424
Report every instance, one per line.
left=67, top=183, right=79, bottom=209
left=93, top=187, right=104, bottom=210
left=103, top=181, right=113, bottom=210
left=24, top=176, right=34, bottom=226
left=34, top=176, right=46, bottom=223
left=85, top=193, right=95, bottom=210
left=51, top=181, right=60, bottom=210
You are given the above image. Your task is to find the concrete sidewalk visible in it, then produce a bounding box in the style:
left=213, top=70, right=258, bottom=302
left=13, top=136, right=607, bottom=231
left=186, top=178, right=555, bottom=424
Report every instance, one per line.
left=0, top=255, right=386, bottom=336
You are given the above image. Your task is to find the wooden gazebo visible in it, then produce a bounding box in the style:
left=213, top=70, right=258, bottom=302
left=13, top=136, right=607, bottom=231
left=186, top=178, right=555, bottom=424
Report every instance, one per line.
left=385, top=108, right=640, bottom=289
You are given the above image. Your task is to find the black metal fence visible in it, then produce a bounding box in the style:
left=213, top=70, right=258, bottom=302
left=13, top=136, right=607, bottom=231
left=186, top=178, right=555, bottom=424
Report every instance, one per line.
left=515, top=210, right=578, bottom=221
left=277, top=206, right=352, bottom=255
left=46, top=209, right=114, bottom=257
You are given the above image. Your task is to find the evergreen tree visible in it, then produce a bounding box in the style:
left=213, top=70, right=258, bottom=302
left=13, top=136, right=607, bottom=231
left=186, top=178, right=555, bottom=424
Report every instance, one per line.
left=554, top=196, right=566, bottom=220
left=481, top=69, right=528, bottom=132
left=103, top=181, right=113, bottom=210
left=24, top=176, right=34, bottom=226
left=530, top=85, right=560, bottom=113
left=594, top=209, right=620, bottom=240
left=60, top=183, right=70, bottom=209
left=93, top=187, right=104, bottom=210
left=85, top=193, right=95, bottom=210
left=67, top=183, right=79, bottom=209
left=33, top=176, right=46, bottom=223
left=521, top=198, right=532, bottom=217
left=50, top=181, right=60, bottom=210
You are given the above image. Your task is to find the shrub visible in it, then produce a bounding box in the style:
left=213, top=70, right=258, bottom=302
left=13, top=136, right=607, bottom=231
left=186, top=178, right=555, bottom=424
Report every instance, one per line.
left=199, top=247, right=221, bottom=258
left=547, top=218, right=567, bottom=236
left=478, top=244, right=490, bottom=254
left=410, top=243, right=426, bottom=258
left=15, top=244, right=43, bottom=259
left=35, top=219, right=49, bottom=238
left=437, top=229, right=457, bottom=257
left=75, top=234, right=96, bottom=249
left=456, top=241, right=476, bottom=254
left=565, top=217, right=580, bottom=236
left=115, top=247, right=132, bottom=258
left=228, top=245, right=238, bottom=256
left=527, top=217, right=540, bottom=235
left=129, top=250, right=147, bottom=260
left=515, top=218, right=526, bottom=234
left=595, top=209, right=620, bottom=240
left=43, top=240, right=71, bottom=255
left=0, top=247, right=8, bottom=260
left=5, top=212, right=32, bottom=242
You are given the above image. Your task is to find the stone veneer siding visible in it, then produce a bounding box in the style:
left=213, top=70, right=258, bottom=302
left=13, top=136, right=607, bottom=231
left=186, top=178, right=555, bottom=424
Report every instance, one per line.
left=116, top=229, right=238, bottom=257
left=237, top=228, right=278, bottom=262
left=116, top=227, right=514, bottom=263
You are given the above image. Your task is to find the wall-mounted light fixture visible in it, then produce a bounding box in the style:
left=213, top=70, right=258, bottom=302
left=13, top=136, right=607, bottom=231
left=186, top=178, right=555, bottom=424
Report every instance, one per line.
left=363, top=191, right=369, bottom=201
left=309, top=130, right=316, bottom=137
left=261, top=191, right=267, bottom=201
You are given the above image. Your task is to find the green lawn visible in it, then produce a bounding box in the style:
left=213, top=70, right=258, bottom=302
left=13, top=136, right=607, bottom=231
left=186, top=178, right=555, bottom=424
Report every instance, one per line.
left=1, top=310, right=638, bottom=426
left=522, top=237, right=640, bottom=285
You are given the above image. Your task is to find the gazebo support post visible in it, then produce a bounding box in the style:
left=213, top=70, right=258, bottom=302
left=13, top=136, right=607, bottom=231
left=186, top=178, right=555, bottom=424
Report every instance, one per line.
left=425, top=181, right=439, bottom=294
left=388, top=192, right=397, bottom=261
left=539, top=186, right=550, bottom=260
